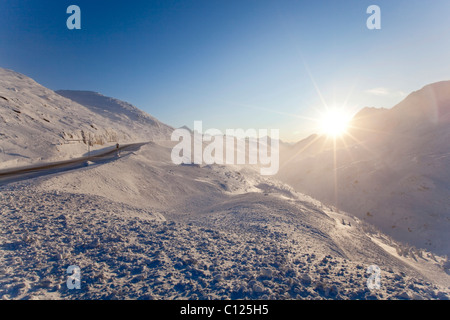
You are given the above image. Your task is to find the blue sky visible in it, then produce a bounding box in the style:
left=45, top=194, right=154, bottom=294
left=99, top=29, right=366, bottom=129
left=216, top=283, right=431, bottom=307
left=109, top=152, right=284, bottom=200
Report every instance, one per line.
left=1, top=0, right=450, bottom=141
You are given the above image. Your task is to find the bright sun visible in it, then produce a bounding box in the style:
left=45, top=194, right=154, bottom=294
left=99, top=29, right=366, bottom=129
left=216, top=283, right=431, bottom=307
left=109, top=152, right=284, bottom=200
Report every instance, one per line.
left=318, top=109, right=352, bottom=137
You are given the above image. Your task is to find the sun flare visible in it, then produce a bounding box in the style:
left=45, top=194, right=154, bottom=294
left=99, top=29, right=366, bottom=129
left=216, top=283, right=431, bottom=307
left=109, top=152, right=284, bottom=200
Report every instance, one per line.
left=318, top=108, right=353, bottom=137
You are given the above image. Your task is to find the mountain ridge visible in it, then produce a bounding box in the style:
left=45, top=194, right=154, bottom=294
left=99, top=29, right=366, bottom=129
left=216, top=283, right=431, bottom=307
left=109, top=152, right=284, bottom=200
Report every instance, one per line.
left=0, top=67, right=173, bottom=169
left=278, top=80, right=450, bottom=256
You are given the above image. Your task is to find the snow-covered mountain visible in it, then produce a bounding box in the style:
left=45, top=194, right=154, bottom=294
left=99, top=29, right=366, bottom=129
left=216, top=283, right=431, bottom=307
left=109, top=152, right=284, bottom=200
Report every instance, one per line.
left=277, top=81, right=450, bottom=257
left=0, top=68, right=172, bottom=169
left=56, top=90, right=172, bottom=141
left=0, top=68, right=448, bottom=300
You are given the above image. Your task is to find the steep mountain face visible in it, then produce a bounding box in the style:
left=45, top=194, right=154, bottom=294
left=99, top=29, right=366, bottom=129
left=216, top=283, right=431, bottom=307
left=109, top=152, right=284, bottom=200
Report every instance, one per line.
left=0, top=68, right=173, bottom=169
left=56, top=90, right=173, bottom=141
left=277, top=82, right=450, bottom=256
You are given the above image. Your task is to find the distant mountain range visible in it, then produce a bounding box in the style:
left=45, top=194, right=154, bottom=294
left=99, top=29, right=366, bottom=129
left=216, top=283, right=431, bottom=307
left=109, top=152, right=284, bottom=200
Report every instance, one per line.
left=277, top=81, right=450, bottom=256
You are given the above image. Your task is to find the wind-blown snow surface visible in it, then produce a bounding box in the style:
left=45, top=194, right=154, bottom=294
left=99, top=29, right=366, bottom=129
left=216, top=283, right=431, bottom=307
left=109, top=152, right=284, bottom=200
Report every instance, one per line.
left=0, top=68, right=172, bottom=169
left=278, top=82, right=450, bottom=257
left=1, top=142, right=449, bottom=300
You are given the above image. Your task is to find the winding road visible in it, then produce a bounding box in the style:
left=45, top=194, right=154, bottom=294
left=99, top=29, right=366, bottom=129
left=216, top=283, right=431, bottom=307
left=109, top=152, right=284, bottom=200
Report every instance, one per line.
left=0, top=142, right=148, bottom=184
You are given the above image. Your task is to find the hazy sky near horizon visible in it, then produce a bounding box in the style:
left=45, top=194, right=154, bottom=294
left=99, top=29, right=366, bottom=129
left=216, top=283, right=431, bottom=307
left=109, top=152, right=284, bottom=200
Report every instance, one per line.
left=1, top=0, right=450, bottom=141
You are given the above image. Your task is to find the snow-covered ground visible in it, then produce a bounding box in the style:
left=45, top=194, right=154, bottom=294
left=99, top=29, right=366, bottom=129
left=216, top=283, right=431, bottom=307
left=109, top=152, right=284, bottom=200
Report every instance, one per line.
left=0, top=142, right=448, bottom=300
left=0, top=68, right=449, bottom=300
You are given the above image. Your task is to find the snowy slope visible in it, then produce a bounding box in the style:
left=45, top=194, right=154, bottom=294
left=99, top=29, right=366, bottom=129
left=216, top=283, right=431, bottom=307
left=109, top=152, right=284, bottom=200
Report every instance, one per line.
left=1, top=141, right=449, bottom=300
left=0, top=68, right=448, bottom=300
left=277, top=81, right=450, bottom=256
left=0, top=68, right=172, bottom=169
left=56, top=90, right=173, bottom=142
